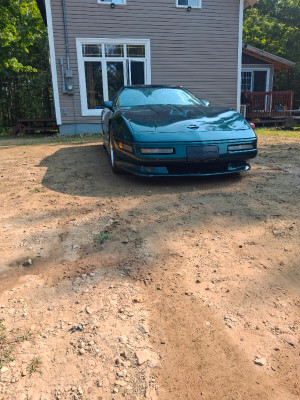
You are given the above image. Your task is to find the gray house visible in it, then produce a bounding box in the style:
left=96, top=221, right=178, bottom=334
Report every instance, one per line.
left=37, top=0, right=258, bottom=135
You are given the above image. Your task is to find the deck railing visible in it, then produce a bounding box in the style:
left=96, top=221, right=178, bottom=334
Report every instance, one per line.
left=241, top=91, right=294, bottom=119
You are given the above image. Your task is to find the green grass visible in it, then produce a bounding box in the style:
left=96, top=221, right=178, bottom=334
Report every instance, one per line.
left=255, top=126, right=300, bottom=139
left=0, top=320, right=32, bottom=369
left=28, top=356, right=42, bottom=375
left=93, top=230, right=112, bottom=245
left=29, top=187, right=46, bottom=194
left=0, top=133, right=102, bottom=147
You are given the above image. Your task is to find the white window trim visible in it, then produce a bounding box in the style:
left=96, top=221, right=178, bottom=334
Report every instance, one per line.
left=76, top=38, right=151, bottom=117
left=176, top=0, right=202, bottom=9
left=241, top=68, right=270, bottom=92
left=97, top=0, right=126, bottom=5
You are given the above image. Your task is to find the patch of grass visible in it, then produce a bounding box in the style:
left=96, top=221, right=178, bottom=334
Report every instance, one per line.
left=0, top=320, right=32, bottom=369
left=0, top=133, right=102, bottom=147
left=28, top=357, right=42, bottom=376
left=0, top=320, right=14, bottom=368
left=29, top=187, right=46, bottom=194
left=255, top=127, right=300, bottom=139
left=93, top=230, right=112, bottom=245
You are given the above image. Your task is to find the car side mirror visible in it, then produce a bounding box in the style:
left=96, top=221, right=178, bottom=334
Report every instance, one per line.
left=103, top=101, right=113, bottom=109
left=201, top=100, right=210, bottom=107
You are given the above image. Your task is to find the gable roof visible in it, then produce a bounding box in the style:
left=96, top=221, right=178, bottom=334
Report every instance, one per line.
left=243, top=43, right=296, bottom=71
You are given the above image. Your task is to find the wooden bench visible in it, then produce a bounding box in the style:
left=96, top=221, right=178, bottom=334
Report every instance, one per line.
left=10, top=118, right=58, bottom=135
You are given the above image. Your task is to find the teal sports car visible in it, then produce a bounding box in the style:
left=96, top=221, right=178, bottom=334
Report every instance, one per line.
left=101, top=85, right=257, bottom=176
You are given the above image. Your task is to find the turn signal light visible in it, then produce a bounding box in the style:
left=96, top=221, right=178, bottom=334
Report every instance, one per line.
left=118, top=141, right=133, bottom=153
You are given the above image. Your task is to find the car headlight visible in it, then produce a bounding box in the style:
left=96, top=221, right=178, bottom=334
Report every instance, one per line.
left=228, top=144, right=256, bottom=152
left=140, top=148, right=174, bottom=155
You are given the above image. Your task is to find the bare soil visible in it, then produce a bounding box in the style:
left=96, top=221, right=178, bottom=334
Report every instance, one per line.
left=0, top=132, right=299, bottom=400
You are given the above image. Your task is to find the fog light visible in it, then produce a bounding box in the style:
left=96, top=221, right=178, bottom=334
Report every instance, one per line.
left=228, top=144, right=255, bottom=151
left=141, top=148, right=174, bottom=155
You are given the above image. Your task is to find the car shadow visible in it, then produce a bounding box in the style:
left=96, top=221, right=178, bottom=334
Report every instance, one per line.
left=38, top=144, right=242, bottom=197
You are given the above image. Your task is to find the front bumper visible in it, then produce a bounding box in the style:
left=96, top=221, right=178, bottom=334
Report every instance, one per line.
left=113, top=138, right=257, bottom=177
left=116, top=160, right=251, bottom=177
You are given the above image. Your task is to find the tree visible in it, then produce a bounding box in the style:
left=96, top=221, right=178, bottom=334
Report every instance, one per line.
left=243, top=0, right=300, bottom=107
left=0, top=0, right=52, bottom=129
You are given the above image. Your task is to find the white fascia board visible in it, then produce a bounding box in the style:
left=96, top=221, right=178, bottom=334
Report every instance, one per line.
left=237, top=0, right=244, bottom=111
left=45, top=0, right=62, bottom=125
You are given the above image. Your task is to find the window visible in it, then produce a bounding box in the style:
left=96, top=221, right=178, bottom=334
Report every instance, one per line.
left=98, top=0, right=126, bottom=4
left=242, top=71, right=252, bottom=92
left=242, top=69, right=269, bottom=92
left=76, top=39, right=151, bottom=116
left=176, top=0, right=202, bottom=8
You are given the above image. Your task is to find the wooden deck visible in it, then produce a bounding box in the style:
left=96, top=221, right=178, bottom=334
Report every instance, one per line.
left=241, top=90, right=294, bottom=120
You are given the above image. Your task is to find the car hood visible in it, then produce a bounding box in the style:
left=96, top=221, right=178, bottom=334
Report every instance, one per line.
left=119, top=105, right=252, bottom=137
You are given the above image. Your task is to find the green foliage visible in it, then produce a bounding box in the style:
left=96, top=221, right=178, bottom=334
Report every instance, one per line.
left=0, top=0, right=44, bottom=74
left=93, top=231, right=112, bottom=245
left=28, top=356, right=42, bottom=375
left=0, top=319, right=32, bottom=368
left=243, top=0, right=300, bottom=107
left=0, top=0, right=53, bottom=128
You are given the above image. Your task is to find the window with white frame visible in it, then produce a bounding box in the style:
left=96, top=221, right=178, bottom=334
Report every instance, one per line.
left=241, top=69, right=269, bottom=93
left=76, top=39, right=151, bottom=116
left=176, top=0, right=202, bottom=8
left=241, top=71, right=252, bottom=92
left=97, top=0, right=126, bottom=4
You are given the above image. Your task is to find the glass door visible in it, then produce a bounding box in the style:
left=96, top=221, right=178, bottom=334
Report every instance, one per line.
left=106, top=61, right=125, bottom=100
left=129, top=60, right=145, bottom=85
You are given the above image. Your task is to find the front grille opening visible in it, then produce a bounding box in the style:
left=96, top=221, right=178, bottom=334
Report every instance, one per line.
left=167, top=162, right=229, bottom=175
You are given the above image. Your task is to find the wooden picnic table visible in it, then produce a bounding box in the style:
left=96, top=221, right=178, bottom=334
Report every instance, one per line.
left=10, top=118, right=58, bottom=135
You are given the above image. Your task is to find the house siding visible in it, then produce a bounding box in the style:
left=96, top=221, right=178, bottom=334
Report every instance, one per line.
left=49, top=0, right=240, bottom=128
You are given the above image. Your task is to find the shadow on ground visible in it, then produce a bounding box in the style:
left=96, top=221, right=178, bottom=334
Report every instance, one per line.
left=38, top=144, right=245, bottom=197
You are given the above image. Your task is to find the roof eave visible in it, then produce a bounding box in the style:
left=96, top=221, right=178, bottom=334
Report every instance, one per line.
left=243, top=44, right=296, bottom=71
left=244, top=0, right=259, bottom=9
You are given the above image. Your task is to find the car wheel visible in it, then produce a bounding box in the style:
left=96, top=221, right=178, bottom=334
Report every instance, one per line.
left=109, top=127, right=123, bottom=174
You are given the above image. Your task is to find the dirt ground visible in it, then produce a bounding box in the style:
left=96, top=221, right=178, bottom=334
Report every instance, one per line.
left=0, top=131, right=299, bottom=400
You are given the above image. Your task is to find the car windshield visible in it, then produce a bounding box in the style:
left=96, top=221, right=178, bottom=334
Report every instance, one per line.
left=116, top=87, right=202, bottom=107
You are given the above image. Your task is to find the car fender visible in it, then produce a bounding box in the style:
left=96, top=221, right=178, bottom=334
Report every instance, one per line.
left=110, top=113, right=134, bottom=143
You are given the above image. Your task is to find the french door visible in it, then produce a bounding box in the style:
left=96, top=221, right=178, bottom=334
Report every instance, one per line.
left=106, top=59, right=146, bottom=100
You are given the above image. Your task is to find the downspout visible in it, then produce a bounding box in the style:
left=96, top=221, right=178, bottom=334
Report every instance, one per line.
left=237, top=0, right=244, bottom=112
left=62, top=0, right=70, bottom=71
left=61, top=0, right=74, bottom=95
left=61, top=0, right=77, bottom=134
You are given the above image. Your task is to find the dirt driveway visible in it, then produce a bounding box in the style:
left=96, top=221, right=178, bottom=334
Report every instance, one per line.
left=0, top=132, right=299, bottom=400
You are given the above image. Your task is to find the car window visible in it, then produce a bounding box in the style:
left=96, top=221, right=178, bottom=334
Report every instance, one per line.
left=116, top=88, right=202, bottom=107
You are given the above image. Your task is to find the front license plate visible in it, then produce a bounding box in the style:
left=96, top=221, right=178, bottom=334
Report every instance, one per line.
left=187, top=146, right=219, bottom=161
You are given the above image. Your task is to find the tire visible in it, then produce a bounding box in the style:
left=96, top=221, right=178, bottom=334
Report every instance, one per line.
left=109, top=127, right=123, bottom=174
